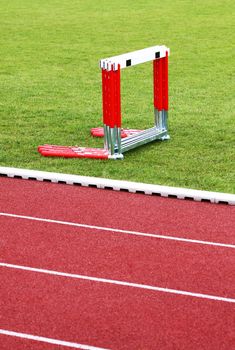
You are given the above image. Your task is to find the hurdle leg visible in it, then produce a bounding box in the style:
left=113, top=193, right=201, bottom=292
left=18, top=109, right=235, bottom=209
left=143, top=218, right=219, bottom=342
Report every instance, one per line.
left=102, top=64, right=123, bottom=159
left=153, top=51, right=170, bottom=139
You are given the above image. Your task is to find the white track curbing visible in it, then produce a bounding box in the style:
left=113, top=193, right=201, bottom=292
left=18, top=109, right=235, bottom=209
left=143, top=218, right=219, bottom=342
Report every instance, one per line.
left=0, top=167, right=234, bottom=205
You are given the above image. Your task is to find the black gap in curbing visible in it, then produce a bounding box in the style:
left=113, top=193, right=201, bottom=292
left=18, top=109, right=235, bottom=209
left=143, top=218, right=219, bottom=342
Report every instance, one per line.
left=126, top=59, right=131, bottom=67
left=88, top=184, right=97, bottom=188
left=120, top=188, right=129, bottom=192
left=58, top=180, right=67, bottom=185
left=185, top=196, right=194, bottom=201
left=218, top=201, right=228, bottom=205
left=43, top=179, right=51, bottom=182
left=201, top=198, right=211, bottom=203
left=168, top=194, right=178, bottom=199
left=0, top=173, right=8, bottom=177
left=73, top=182, right=82, bottom=186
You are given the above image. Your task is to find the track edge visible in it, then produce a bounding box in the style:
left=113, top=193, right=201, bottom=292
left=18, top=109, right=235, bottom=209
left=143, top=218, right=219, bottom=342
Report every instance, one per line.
left=0, top=167, right=234, bottom=205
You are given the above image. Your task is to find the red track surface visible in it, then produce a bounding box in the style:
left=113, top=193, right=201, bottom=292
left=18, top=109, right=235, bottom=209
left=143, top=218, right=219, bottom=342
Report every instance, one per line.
left=0, top=177, right=234, bottom=349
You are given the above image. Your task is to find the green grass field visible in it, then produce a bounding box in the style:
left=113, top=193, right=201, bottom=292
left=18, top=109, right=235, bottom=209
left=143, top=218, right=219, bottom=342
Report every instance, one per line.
left=0, top=0, right=234, bottom=193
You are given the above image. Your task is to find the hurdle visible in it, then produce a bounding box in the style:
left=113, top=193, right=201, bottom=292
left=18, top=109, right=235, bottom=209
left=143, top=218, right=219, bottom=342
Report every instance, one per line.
left=38, top=45, right=170, bottom=160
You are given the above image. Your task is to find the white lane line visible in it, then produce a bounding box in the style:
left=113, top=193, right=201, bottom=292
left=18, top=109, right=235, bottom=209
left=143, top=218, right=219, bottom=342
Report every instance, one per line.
left=0, top=329, right=109, bottom=350
left=1, top=262, right=235, bottom=304
left=0, top=212, right=234, bottom=249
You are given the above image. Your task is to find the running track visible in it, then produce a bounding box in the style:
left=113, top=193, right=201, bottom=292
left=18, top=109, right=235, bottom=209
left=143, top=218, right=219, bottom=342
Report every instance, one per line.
left=0, top=177, right=234, bottom=349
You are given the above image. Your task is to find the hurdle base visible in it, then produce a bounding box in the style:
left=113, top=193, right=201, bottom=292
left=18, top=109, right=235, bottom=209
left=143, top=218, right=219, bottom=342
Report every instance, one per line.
left=121, top=127, right=169, bottom=153
left=108, top=153, right=124, bottom=160
left=38, top=145, right=109, bottom=159
left=91, top=127, right=143, bottom=138
left=161, top=134, right=170, bottom=141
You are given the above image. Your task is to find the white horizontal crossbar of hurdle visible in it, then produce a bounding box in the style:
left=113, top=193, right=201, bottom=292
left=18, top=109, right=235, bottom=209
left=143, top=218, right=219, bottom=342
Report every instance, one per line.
left=100, top=45, right=170, bottom=71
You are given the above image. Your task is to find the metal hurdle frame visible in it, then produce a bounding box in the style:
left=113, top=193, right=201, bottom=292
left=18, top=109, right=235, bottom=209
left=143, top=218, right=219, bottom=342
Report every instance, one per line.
left=38, top=45, right=170, bottom=160
left=100, top=45, right=170, bottom=159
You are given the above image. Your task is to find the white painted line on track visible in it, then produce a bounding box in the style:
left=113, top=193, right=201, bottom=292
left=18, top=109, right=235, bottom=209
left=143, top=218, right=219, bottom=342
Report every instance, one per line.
left=0, top=166, right=235, bottom=205
left=0, top=212, right=234, bottom=249
left=0, top=329, right=109, bottom=350
left=1, top=262, right=235, bottom=304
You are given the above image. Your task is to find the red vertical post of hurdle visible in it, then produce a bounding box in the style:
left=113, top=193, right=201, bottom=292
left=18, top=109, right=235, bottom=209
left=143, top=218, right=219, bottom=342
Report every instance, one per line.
left=101, top=64, right=121, bottom=154
left=102, top=65, right=121, bottom=128
left=153, top=56, right=163, bottom=111
left=153, top=51, right=168, bottom=112
left=153, top=50, right=169, bottom=130
left=110, top=65, right=116, bottom=129
left=102, top=68, right=108, bottom=126
left=162, top=51, right=168, bottom=112
left=115, top=64, right=121, bottom=129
